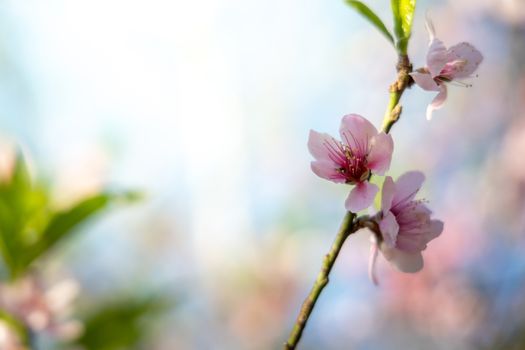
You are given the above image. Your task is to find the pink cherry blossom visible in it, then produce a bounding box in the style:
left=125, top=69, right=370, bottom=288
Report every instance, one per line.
left=410, top=20, right=483, bottom=120
left=308, top=114, right=394, bottom=212
left=368, top=171, right=443, bottom=284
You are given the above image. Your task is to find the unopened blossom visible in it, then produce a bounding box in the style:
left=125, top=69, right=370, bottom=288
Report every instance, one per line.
left=308, top=114, right=393, bottom=212
left=410, top=20, right=483, bottom=120
left=0, top=276, right=83, bottom=340
left=368, top=171, right=443, bottom=284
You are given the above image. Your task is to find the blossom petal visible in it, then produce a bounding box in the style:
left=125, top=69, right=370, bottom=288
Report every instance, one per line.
left=426, top=84, right=448, bottom=120
left=379, top=211, right=399, bottom=248
left=396, top=232, right=427, bottom=253
left=394, top=201, right=432, bottom=224
left=344, top=181, right=378, bottom=212
left=308, top=130, right=338, bottom=162
left=367, top=133, right=394, bottom=175
left=425, top=17, right=436, bottom=41
left=381, top=246, right=424, bottom=273
left=427, top=38, right=448, bottom=78
left=368, top=238, right=380, bottom=286
left=392, top=251, right=424, bottom=273
left=410, top=71, right=440, bottom=91
left=395, top=218, right=443, bottom=253
left=339, top=114, right=378, bottom=155
left=425, top=219, right=444, bottom=242
left=310, top=160, right=345, bottom=183
left=381, top=176, right=395, bottom=213
left=446, top=42, right=483, bottom=79
left=391, top=171, right=425, bottom=209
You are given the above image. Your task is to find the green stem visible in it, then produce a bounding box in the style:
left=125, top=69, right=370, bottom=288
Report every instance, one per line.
left=284, top=212, right=357, bottom=350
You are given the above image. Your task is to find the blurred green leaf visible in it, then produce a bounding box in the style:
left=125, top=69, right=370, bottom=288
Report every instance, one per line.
left=20, top=193, right=110, bottom=269
left=391, top=0, right=416, bottom=54
left=19, top=190, right=141, bottom=275
left=0, top=152, right=49, bottom=279
left=345, top=1, right=395, bottom=45
left=10, top=152, right=31, bottom=193
left=0, top=149, right=141, bottom=280
left=75, top=295, right=170, bottom=350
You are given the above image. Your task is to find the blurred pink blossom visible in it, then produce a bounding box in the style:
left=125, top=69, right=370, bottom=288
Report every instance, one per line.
left=450, top=0, right=525, bottom=25
left=308, top=114, right=393, bottom=212
left=369, top=171, right=443, bottom=284
left=0, top=321, right=26, bottom=350
left=0, top=139, right=16, bottom=184
left=410, top=20, right=483, bottom=120
left=0, top=276, right=83, bottom=342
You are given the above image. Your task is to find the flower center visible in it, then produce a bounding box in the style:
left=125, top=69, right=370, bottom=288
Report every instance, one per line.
left=322, top=135, right=371, bottom=184
left=337, top=148, right=370, bottom=184
left=437, top=60, right=468, bottom=83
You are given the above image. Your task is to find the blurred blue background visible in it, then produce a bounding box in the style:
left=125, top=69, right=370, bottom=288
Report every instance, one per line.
left=1, top=0, right=524, bottom=349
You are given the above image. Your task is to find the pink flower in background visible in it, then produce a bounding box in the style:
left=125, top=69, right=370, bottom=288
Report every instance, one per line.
left=0, top=139, right=16, bottom=184
left=368, top=171, right=443, bottom=284
left=410, top=20, right=483, bottom=120
left=308, top=114, right=393, bottom=212
left=0, top=320, right=25, bottom=350
left=0, top=276, right=83, bottom=341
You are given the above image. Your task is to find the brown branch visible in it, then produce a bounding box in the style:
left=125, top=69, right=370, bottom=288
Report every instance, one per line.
left=381, top=55, right=413, bottom=134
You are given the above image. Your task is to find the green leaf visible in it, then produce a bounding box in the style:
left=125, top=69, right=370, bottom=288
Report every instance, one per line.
left=345, top=1, right=394, bottom=45
left=0, top=147, right=142, bottom=280
left=10, top=152, right=31, bottom=193
left=29, top=194, right=110, bottom=260
left=20, top=191, right=139, bottom=270
left=74, top=295, right=170, bottom=350
left=391, top=0, right=416, bottom=54
left=0, top=152, right=46, bottom=278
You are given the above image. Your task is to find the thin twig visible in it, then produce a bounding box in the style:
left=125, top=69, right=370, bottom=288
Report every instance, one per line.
left=284, top=54, right=412, bottom=349
left=284, top=212, right=357, bottom=349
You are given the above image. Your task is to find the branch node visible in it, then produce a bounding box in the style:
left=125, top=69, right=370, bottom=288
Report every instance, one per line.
left=390, top=104, right=402, bottom=122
